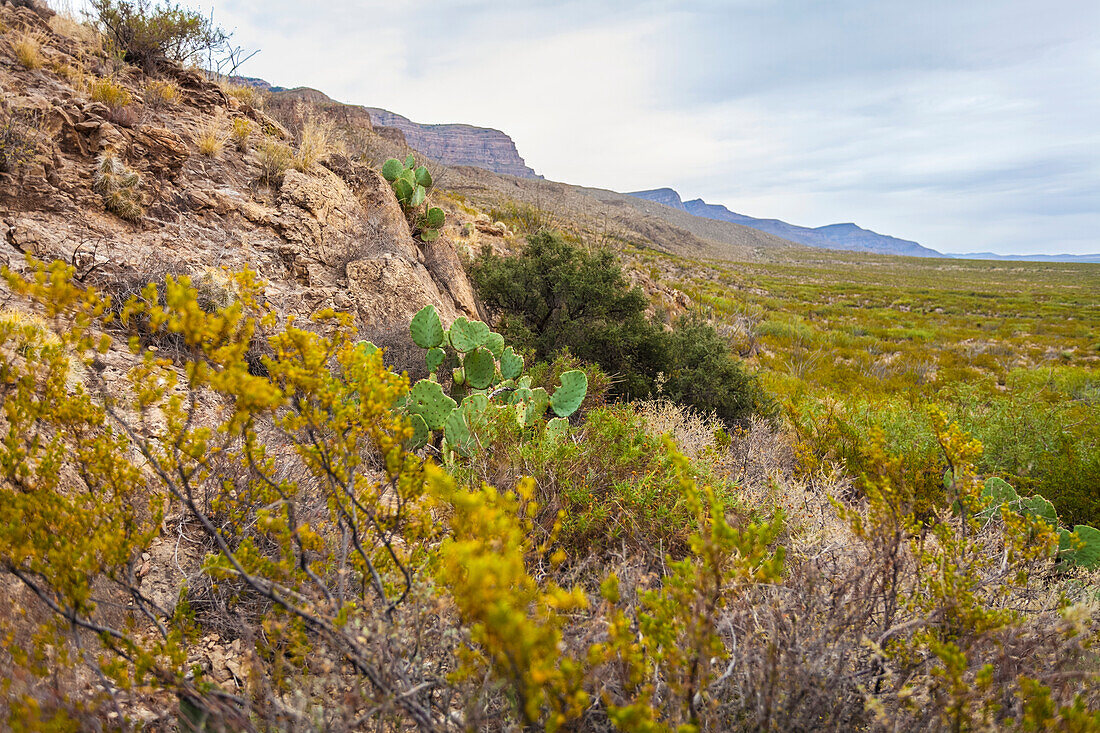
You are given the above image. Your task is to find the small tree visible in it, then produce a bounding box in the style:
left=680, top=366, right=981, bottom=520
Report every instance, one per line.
left=88, top=0, right=228, bottom=72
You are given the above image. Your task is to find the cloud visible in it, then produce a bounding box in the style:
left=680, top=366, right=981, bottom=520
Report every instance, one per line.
left=217, top=0, right=1100, bottom=255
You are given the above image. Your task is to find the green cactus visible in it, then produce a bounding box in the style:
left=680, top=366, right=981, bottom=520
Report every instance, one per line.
left=1020, top=494, right=1057, bottom=528
left=550, top=370, right=588, bottom=418
left=483, top=331, right=506, bottom=358
left=463, top=347, right=496, bottom=390
left=1062, top=525, right=1100, bottom=570
left=410, top=305, right=444, bottom=349
left=394, top=311, right=589, bottom=456
left=523, top=388, right=550, bottom=427
left=545, top=416, right=569, bottom=443
left=381, top=156, right=445, bottom=241
left=444, top=408, right=474, bottom=456
left=419, top=206, right=445, bottom=242
left=978, top=476, right=1100, bottom=571
left=448, top=317, right=490, bottom=353
left=407, top=413, right=429, bottom=450
left=500, top=346, right=523, bottom=381
left=426, top=347, right=446, bottom=373
left=355, top=340, right=379, bottom=356
left=407, top=380, right=456, bottom=430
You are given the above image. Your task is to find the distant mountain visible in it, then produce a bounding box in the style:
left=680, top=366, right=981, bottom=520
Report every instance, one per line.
left=945, top=252, right=1100, bottom=263
left=629, top=188, right=944, bottom=258
left=363, top=108, right=540, bottom=179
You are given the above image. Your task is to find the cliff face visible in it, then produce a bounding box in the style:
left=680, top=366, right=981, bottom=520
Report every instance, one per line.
left=364, top=107, right=540, bottom=179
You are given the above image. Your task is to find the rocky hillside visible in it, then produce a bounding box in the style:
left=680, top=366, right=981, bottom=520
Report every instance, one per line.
left=363, top=107, right=540, bottom=179
left=630, top=187, right=944, bottom=258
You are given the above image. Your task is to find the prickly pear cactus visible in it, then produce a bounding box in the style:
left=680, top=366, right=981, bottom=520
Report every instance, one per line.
left=393, top=310, right=590, bottom=455
left=381, top=157, right=445, bottom=241
left=1020, top=494, right=1057, bottom=528
left=500, top=346, right=523, bottom=381
left=463, top=347, right=496, bottom=390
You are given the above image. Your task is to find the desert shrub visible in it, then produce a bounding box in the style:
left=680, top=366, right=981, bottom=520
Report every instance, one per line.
left=0, top=105, right=40, bottom=173
left=469, top=230, right=771, bottom=423
left=452, top=402, right=739, bottom=560
left=92, top=151, right=143, bottom=221
left=87, top=0, right=228, bottom=72
left=89, top=75, right=132, bottom=108
left=488, top=200, right=560, bottom=235
left=793, top=369, right=1100, bottom=526
left=1, top=260, right=1097, bottom=730
left=143, top=77, right=178, bottom=107
left=256, top=136, right=292, bottom=186
left=12, top=31, right=43, bottom=69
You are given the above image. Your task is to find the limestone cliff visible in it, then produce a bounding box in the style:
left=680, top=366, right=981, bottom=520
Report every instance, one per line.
left=363, top=107, right=540, bottom=179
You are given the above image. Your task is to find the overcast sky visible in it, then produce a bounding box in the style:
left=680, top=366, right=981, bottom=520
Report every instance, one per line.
left=213, top=0, right=1099, bottom=255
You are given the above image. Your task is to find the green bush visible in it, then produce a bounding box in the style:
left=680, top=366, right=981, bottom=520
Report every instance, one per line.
left=88, top=0, right=228, bottom=72
left=468, top=231, right=771, bottom=423
left=451, top=403, right=738, bottom=559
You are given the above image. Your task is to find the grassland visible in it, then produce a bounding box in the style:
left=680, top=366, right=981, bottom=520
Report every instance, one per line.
left=623, top=245, right=1100, bottom=523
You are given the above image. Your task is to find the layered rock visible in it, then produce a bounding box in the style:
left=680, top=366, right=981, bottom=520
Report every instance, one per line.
left=364, top=107, right=540, bottom=179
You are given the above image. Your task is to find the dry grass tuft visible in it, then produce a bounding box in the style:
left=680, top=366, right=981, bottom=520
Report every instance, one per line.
left=220, top=81, right=265, bottom=109
left=47, top=11, right=99, bottom=46
left=293, top=116, right=339, bottom=172
left=90, top=77, right=132, bottom=109
left=194, top=120, right=226, bottom=157
left=12, top=32, right=44, bottom=70
left=144, top=78, right=179, bottom=108
left=229, top=116, right=251, bottom=150
left=257, top=137, right=293, bottom=186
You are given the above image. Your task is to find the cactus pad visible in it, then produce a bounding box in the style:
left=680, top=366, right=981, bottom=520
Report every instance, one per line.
left=407, top=379, right=457, bottom=430
left=410, top=305, right=444, bottom=349
left=500, top=346, right=523, bottom=380
left=448, top=317, right=490, bottom=352
left=979, top=477, right=1020, bottom=519
left=483, top=331, right=505, bottom=357
left=407, top=413, right=429, bottom=450
left=381, top=158, right=402, bottom=181
left=444, top=408, right=474, bottom=456
left=1020, top=494, right=1057, bottom=527
left=1068, top=525, right=1100, bottom=569
left=545, top=417, right=569, bottom=442
left=524, top=387, right=550, bottom=426
left=463, top=347, right=496, bottom=389
left=550, top=370, right=588, bottom=417
left=426, top=347, right=446, bottom=373
left=424, top=206, right=444, bottom=229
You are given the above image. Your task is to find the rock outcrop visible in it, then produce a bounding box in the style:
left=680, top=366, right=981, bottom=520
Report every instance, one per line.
left=0, top=8, right=480, bottom=345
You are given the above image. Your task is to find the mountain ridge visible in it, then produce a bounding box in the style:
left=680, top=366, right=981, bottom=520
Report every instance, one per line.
left=630, top=188, right=944, bottom=258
